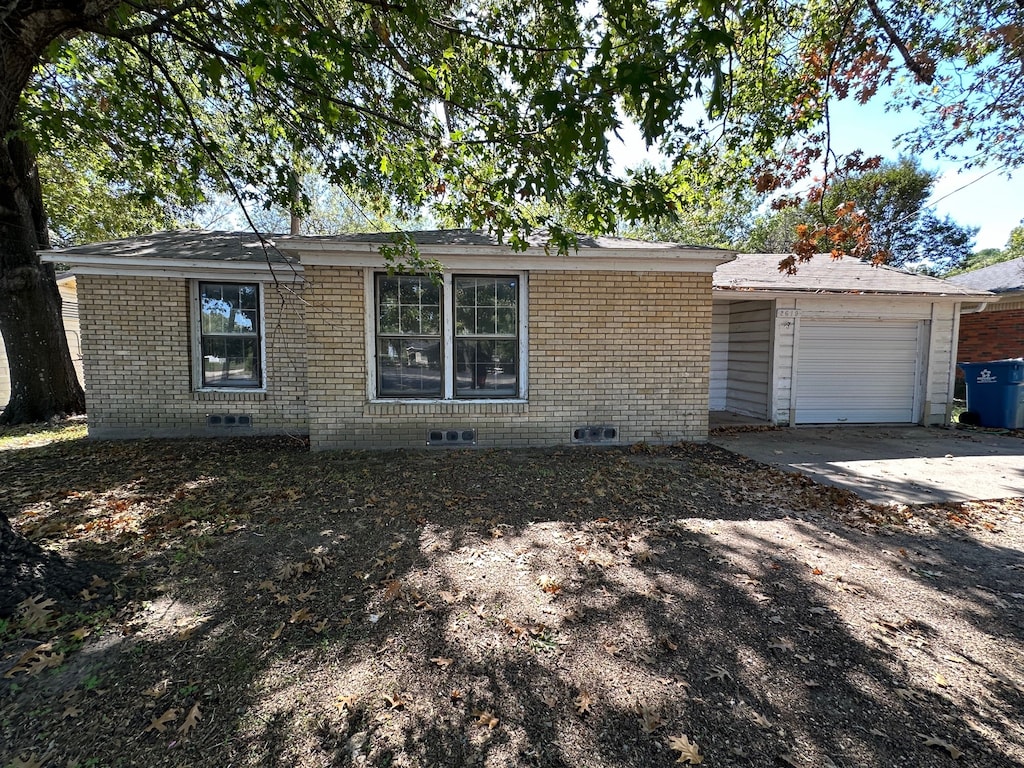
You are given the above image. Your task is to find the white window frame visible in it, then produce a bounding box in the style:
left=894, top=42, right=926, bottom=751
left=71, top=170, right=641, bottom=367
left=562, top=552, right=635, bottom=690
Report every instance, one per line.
left=190, top=280, right=267, bottom=392
left=365, top=269, right=528, bottom=402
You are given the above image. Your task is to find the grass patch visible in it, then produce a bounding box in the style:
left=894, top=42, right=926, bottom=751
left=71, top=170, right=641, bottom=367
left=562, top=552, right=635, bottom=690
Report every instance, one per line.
left=0, top=417, right=87, bottom=451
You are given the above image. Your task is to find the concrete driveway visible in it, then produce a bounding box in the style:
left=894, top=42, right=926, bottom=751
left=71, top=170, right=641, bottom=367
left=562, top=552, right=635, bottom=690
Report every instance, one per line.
left=709, top=425, right=1024, bottom=505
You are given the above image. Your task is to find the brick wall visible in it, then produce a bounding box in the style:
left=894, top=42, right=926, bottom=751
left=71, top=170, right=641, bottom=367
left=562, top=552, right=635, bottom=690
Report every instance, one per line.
left=78, top=275, right=308, bottom=438
left=306, top=267, right=711, bottom=450
left=957, top=307, right=1024, bottom=371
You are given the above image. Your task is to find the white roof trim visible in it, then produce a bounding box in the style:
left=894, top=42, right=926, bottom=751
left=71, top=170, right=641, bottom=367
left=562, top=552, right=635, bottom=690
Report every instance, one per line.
left=39, top=254, right=305, bottom=282
left=713, top=287, right=981, bottom=302
left=294, top=244, right=732, bottom=273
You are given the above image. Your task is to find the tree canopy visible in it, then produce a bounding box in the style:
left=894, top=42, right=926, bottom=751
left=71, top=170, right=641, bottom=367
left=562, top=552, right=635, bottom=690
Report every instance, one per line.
left=744, top=158, right=977, bottom=272
left=5, top=0, right=1024, bottom=423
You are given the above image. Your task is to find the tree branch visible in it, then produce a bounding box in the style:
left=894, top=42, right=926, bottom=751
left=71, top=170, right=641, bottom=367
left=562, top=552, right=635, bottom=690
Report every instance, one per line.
left=864, top=0, right=933, bottom=85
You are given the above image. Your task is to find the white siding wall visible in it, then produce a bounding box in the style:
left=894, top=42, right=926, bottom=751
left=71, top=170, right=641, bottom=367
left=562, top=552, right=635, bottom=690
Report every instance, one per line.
left=709, top=301, right=729, bottom=410
left=724, top=300, right=773, bottom=419
left=925, top=302, right=958, bottom=425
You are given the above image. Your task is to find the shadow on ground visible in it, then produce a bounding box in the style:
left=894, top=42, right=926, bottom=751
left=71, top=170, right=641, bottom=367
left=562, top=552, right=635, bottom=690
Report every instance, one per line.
left=1, top=434, right=1022, bottom=768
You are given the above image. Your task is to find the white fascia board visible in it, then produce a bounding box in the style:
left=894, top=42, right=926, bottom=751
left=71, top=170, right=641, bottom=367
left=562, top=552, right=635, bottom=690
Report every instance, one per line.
left=293, top=242, right=734, bottom=273
left=38, top=253, right=304, bottom=282
left=712, top=287, right=989, bottom=302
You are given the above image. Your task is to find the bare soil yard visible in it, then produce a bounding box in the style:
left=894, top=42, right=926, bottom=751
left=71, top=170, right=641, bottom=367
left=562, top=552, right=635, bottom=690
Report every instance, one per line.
left=1, top=423, right=1022, bottom=768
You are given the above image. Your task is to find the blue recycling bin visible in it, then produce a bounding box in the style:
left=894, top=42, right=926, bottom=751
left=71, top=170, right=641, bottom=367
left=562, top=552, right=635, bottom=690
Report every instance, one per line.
left=958, top=359, right=1024, bottom=428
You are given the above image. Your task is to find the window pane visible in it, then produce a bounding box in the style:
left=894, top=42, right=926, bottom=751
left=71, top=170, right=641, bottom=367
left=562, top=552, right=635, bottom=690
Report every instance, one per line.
left=379, top=303, right=400, bottom=334
left=496, top=279, right=517, bottom=305
left=456, top=307, right=475, bottom=335
left=201, top=284, right=258, bottom=334
left=496, top=307, right=516, bottom=335
left=377, top=337, right=442, bottom=397
left=378, top=277, right=399, bottom=306
left=421, top=305, right=440, bottom=335
left=455, top=339, right=517, bottom=397
left=202, top=336, right=259, bottom=387
left=473, top=307, right=492, bottom=335
left=238, top=284, right=258, bottom=309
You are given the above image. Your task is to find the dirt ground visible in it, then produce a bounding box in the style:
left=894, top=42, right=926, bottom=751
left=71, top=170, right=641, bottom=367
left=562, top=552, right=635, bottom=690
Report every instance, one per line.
left=1, top=423, right=1022, bottom=768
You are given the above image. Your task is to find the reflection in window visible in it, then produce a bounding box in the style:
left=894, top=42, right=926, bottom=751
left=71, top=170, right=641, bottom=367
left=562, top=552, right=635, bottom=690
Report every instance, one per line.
left=199, top=282, right=261, bottom=387
left=374, top=274, right=520, bottom=400
left=376, top=275, right=442, bottom=397
left=454, top=277, right=518, bottom=398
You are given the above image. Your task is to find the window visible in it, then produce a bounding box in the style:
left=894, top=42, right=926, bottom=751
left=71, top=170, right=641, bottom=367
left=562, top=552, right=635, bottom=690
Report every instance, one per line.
left=374, top=273, right=523, bottom=400
left=195, top=282, right=262, bottom=389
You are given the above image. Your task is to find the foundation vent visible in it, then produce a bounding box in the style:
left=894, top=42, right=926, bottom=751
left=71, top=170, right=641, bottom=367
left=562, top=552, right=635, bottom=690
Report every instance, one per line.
left=426, top=428, right=477, bottom=446
left=572, top=425, right=618, bottom=443
left=206, top=414, right=253, bottom=428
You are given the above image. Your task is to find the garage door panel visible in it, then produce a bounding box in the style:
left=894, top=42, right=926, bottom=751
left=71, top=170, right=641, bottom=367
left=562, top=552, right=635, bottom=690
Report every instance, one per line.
left=795, top=320, right=920, bottom=424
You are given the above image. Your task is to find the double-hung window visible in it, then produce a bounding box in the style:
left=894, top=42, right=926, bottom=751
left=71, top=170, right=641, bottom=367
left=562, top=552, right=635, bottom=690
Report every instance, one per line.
left=374, top=273, right=523, bottom=400
left=194, top=282, right=263, bottom=389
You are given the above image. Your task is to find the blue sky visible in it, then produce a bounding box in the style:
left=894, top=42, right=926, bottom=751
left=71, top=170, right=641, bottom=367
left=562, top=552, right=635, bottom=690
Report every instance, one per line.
left=611, top=98, right=1022, bottom=252
left=828, top=98, right=1022, bottom=251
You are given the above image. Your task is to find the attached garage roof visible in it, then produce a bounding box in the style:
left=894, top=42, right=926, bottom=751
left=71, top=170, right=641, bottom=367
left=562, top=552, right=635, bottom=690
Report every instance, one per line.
left=714, top=253, right=991, bottom=298
left=946, top=256, right=1024, bottom=293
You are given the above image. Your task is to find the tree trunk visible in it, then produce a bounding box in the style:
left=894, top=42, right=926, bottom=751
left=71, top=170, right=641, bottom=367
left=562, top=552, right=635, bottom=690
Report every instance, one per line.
left=0, top=132, right=86, bottom=425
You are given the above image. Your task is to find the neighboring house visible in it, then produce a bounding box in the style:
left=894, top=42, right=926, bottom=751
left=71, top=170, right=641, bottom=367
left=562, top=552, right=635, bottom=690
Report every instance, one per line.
left=0, top=273, right=84, bottom=410
left=947, top=257, right=1024, bottom=373
left=711, top=254, right=991, bottom=426
left=39, top=230, right=732, bottom=449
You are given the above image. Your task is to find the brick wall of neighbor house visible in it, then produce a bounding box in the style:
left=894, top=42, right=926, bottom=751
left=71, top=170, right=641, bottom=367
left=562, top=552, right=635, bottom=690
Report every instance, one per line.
left=957, top=306, right=1024, bottom=373
left=305, top=266, right=712, bottom=450
left=78, top=275, right=308, bottom=438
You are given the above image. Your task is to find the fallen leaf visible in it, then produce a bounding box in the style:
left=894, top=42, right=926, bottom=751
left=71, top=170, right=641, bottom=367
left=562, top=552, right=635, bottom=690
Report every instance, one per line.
left=537, top=575, right=562, bottom=594
left=69, top=627, right=91, bottom=642
left=935, top=673, right=949, bottom=687
left=177, top=703, right=202, bottom=737
left=450, top=689, right=464, bottom=701
left=10, top=754, right=44, bottom=768
left=638, top=702, right=665, bottom=733
left=17, top=594, right=57, bottom=630
left=62, top=704, right=82, bottom=719
left=752, top=710, right=771, bottom=729
left=383, top=579, right=402, bottom=601
left=667, top=734, right=703, bottom=764
left=257, top=580, right=276, bottom=591
left=704, top=665, right=731, bottom=683
left=142, top=680, right=171, bottom=699
left=439, top=590, right=460, bottom=604
left=603, top=641, right=622, bottom=656
left=472, top=710, right=499, bottom=729
left=271, top=622, right=285, bottom=639
left=289, top=607, right=313, bottom=624
left=336, top=694, right=358, bottom=710
left=768, top=638, right=794, bottom=652
left=79, top=588, right=98, bottom=602
left=145, top=707, right=180, bottom=733
left=574, top=691, right=593, bottom=715
left=296, top=587, right=319, bottom=602
left=920, top=734, right=964, bottom=760
left=430, top=657, right=455, bottom=668
left=311, top=619, right=329, bottom=634
left=383, top=693, right=406, bottom=709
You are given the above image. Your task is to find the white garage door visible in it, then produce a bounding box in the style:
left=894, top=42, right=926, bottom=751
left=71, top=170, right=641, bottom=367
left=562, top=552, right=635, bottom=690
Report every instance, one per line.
left=795, top=320, right=921, bottom=424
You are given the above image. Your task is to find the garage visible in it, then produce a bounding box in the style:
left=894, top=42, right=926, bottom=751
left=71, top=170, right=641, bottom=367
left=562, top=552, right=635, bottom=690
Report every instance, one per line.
left=711, top=253, right=992, bottom=428
left=794, top=320, right=921, bottom=424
